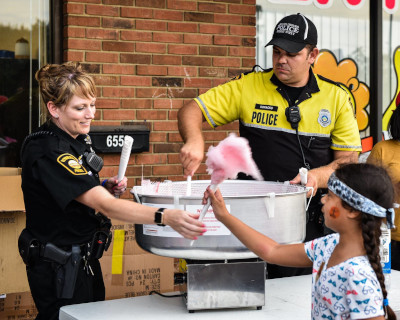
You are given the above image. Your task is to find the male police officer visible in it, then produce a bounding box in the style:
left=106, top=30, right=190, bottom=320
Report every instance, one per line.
left=178, top=13, right=361, bottom=278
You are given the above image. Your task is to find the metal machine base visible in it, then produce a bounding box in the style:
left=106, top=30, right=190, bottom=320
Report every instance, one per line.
left=179, top=260, right=266, bottom=312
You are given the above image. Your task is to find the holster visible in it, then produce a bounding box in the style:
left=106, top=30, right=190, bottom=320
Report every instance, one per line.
left=18, top=228, right=40, bottom=266
left=43, top=243, right=71, bottom=265
left=18, top=229, right=83, bottom=299
left=56, top=245, right=82, bottom=299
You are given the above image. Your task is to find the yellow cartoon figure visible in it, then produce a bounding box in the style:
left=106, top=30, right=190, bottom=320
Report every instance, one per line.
left=313, top=50, right=370, bottom=132
left=383, top=46, right=400, bottom=132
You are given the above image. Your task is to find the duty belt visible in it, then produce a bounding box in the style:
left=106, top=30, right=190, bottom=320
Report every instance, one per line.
left=18, top=229, right=111, bottom=299
left=18, top=229, right=111, bottom=266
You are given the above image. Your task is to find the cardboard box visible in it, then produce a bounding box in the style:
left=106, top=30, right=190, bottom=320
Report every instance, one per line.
left=104, top=218, right=147, bottom=256
left=0, top=168, right=29, bottom=294
left=100, top=254, right=174, bottom=300
left=0, top=291, right=37, bottom=319
left=0, top=253, right=174, bottom=317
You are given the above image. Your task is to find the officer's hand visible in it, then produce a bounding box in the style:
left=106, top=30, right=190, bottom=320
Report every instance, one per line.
left=162, top=209, right=206, bottom=240
left=103, top=176, right=128, bottom=196
left=290, top=172, right=318, bottom=197
left=179, top=141, right=204, bottom=178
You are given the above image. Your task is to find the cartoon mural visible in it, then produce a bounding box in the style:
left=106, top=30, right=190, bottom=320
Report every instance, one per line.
left=313, top=50, right=372, bottom=152
left=266, top=0, right=398, bottom=14
left=313, top=50, right=370, bottom=132
left=313, top=48, right=400, bottom=151
left=383, top=46, right=400, bottom=132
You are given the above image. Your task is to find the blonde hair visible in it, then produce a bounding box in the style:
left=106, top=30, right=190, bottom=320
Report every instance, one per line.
left=35, top=62, right=96, bottom=118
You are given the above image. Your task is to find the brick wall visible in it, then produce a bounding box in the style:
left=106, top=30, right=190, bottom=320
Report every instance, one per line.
left=64, top=0, right=256, bottom=191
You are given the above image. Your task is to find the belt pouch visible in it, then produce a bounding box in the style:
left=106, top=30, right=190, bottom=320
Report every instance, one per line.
left=18, top=228, right=39, bottom=266
left=90, top=231, right=110, bottom=260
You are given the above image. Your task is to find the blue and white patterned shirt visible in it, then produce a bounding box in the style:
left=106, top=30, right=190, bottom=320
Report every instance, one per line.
left=304, top=234, right=384, bottom=319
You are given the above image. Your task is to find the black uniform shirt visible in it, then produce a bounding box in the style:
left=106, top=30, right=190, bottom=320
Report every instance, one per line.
left=21, top=122, right=101, bottom=246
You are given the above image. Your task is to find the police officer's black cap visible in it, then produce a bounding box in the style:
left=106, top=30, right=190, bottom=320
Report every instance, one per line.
left=265, top=13, right=318, bottom=53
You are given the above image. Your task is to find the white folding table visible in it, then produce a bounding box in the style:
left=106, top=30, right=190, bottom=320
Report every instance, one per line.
left=60, top=270, right=400, bottom=320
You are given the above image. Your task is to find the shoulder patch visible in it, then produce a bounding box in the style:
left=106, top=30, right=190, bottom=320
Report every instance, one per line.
left=57, top=153, right=88, bottom=175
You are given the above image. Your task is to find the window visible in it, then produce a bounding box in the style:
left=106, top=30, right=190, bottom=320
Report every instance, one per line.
left=0, top=0, right=53, bottom=167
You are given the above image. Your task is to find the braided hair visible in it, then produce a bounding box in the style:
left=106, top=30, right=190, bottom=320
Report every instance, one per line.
left=335, top=163, right=396, bottom=320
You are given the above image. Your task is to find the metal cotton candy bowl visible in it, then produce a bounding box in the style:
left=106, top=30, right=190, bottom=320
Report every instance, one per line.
left=132, top=180, right=309, bottom=260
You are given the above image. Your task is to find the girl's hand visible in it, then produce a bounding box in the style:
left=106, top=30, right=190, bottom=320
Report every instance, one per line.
left=203, top=186, right=230, bottom=221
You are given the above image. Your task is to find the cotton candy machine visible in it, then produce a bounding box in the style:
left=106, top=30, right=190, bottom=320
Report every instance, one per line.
left=132, top=180, right=310, bottom=312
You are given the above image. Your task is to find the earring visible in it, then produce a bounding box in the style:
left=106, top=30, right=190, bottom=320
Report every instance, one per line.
left=54, top=115, right=59, bottom=119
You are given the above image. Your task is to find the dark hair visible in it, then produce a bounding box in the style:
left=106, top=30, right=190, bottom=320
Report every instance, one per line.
left=335, top=163, right=396, bottom=320
left=388, top=104, right=400, bottom=140
left=305, top=44, right=317, bottom=53
left=304, top=44, right=317, bottom=55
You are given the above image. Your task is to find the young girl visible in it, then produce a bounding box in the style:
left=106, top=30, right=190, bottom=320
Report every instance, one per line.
left=204, top=163, right=396, bottom=320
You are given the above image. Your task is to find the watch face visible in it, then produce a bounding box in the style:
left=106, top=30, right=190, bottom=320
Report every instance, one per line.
left=154, top=208, right=165, bottom=226
left=154, top=210, right=162, bottom=224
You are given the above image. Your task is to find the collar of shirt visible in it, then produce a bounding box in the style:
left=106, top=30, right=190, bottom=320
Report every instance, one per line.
left=270, top=67, right=320, bottom=95
left=45, top=122, right=90, bottom=156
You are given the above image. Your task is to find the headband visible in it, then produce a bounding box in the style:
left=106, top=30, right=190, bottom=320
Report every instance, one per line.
left=327, top=173, right=395, bottom=229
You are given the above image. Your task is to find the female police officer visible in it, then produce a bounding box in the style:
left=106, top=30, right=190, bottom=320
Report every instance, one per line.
left=19, top=62, right=205, bottom=320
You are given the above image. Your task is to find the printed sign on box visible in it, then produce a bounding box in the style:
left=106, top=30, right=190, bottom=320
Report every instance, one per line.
left=0, top=291, right=37, bottom=319
left=100, top=254, right=175, bottom=300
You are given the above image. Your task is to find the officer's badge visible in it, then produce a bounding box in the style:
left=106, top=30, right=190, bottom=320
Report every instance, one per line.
left=84, top=135, right=92, bottom=145
left=57, top=153, right=88, bottom=175
left=318, top=109, right=331, bottom=128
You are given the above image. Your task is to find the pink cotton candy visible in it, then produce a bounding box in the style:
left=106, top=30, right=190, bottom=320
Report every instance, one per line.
left=205, top=133, right=263, bottom=185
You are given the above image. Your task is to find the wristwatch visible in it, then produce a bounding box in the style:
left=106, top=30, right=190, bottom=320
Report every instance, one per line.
left=154, top=208, right=166, bottom=226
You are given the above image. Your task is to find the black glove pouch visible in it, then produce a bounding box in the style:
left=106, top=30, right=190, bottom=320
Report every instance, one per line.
left=18, top=228, right=40, bottom=266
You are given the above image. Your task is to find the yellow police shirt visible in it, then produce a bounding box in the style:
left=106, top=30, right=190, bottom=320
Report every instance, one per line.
left=195, top=68, right=362, bottom=182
